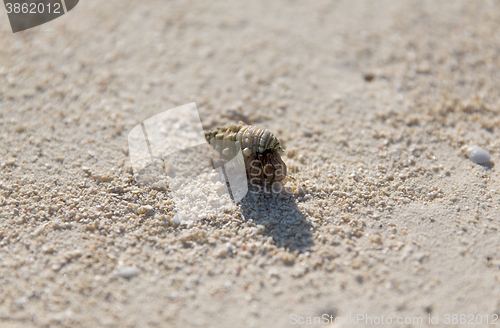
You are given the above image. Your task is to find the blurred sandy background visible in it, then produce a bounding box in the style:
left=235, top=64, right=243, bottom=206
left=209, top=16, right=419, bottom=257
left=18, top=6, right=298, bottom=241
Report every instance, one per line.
left=1, top=0, right=500, bottom=327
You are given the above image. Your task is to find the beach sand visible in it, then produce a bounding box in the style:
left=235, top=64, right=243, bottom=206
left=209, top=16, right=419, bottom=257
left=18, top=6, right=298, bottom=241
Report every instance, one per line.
left=1, top=1, right=500, bottom=327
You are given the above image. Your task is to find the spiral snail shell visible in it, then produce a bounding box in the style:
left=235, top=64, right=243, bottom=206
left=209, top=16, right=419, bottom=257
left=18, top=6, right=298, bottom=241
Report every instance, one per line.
left=205, top=121, right=287, bottom=184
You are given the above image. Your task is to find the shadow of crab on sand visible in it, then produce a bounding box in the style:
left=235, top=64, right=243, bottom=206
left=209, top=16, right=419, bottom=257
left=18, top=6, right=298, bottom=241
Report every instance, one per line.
left=239, top=188, right=314, bottom=253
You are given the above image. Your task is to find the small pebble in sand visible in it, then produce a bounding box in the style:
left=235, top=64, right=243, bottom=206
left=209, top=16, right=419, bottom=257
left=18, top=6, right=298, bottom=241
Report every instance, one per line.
left=465, top=146, right=491, bottom=164
left=363, top=72, right=375, bottom=82
left=119, top=267, right=140, bottom=278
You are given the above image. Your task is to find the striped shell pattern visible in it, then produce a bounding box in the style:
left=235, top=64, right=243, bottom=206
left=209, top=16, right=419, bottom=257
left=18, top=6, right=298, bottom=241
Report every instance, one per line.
left=204, top=121, right=284, bottom=157
left=205, top=122, right=287, bottom=184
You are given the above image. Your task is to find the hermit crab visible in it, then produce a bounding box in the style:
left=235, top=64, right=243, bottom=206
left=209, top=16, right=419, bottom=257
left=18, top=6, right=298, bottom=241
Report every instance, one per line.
left=204, top=122, right=287, bottom=185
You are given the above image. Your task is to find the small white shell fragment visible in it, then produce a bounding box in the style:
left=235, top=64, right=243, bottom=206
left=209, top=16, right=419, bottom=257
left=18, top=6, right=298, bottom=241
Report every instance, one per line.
left=119, top=267, right=139, bottom=278
left=32, top=223, right=48, bottom=236
left=300, top=122, right=314, bottom=136
left=172, top=213, right=182, bottom=225
left=465, top=146, right=491, bottom=164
